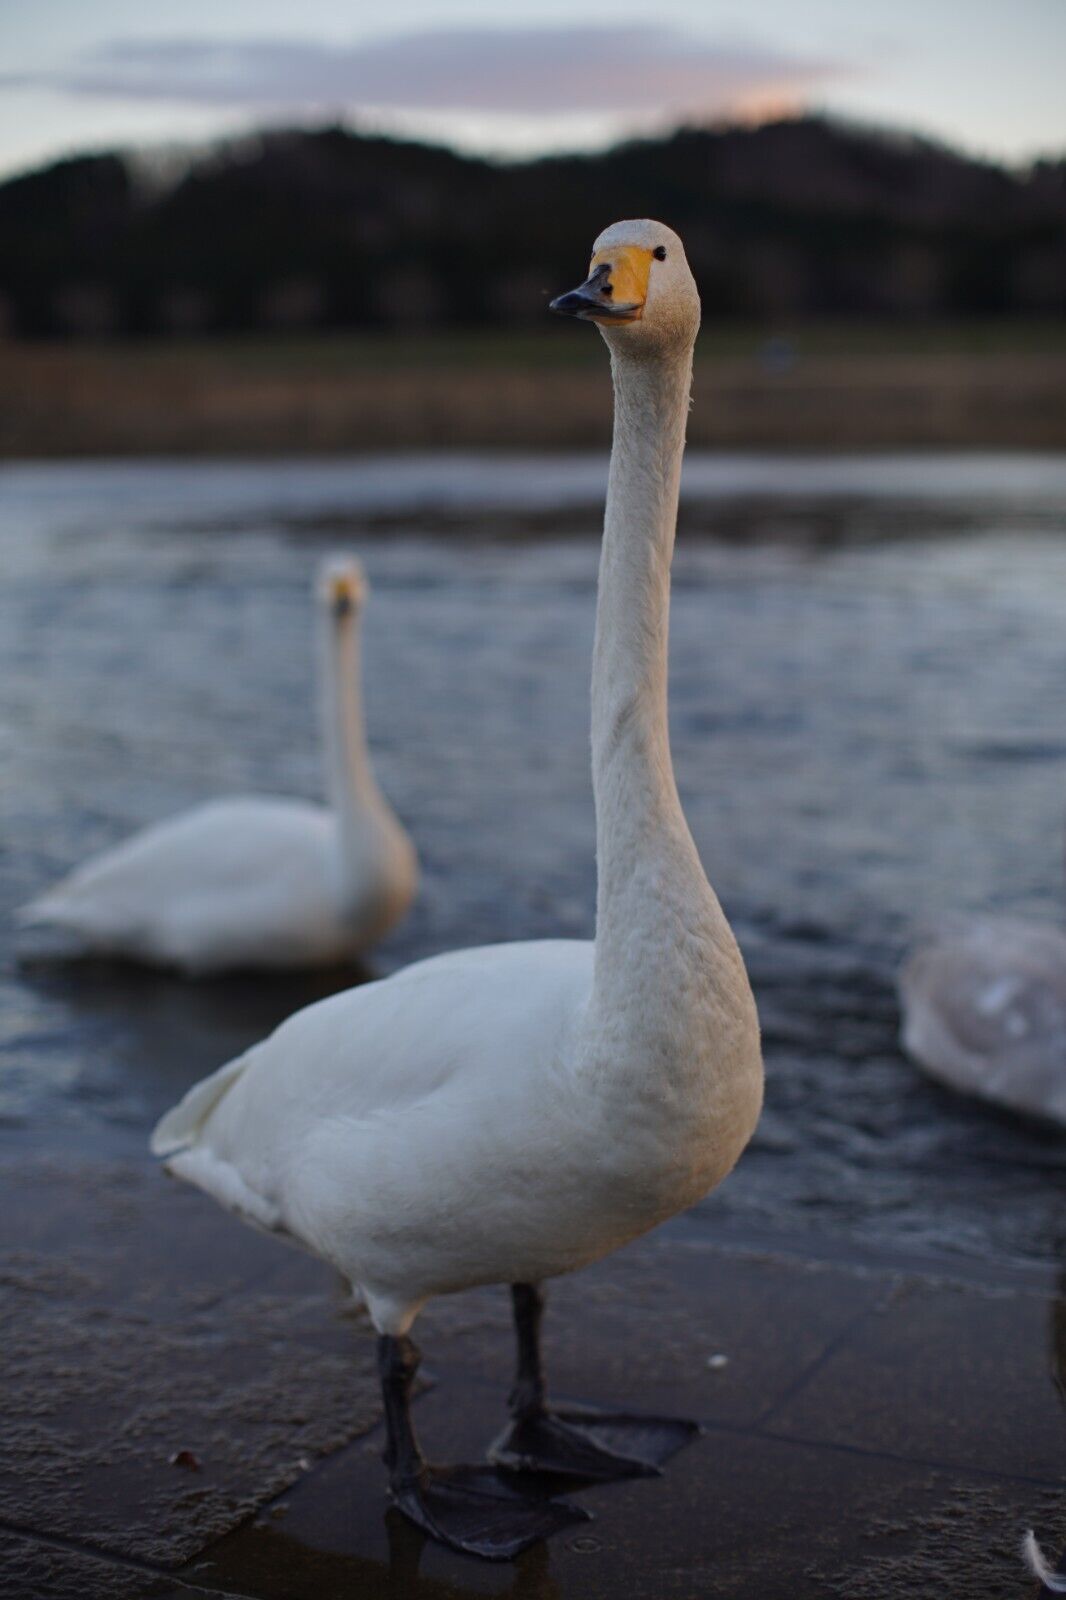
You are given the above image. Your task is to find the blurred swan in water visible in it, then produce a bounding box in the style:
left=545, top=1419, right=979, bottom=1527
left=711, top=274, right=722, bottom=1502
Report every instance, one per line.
left=17, top=558, right=417, bottom=974
left=899, top=912, right=1066, bottom=1128
left=151, top=220, right=763, bottom=1559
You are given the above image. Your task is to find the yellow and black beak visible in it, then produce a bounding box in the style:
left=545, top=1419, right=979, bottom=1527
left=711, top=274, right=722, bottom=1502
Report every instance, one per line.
left=327, top=569, right=366, bottom=617
left=550, top=245, right=653, bottom=324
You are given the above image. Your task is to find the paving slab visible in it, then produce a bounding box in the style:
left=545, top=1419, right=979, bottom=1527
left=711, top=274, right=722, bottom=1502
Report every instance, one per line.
left=417, top=1235, right=887, bottom=1427
left=194, top=1237, right=1064, bottom=1599
left=768, top=1273, right=1066, bottom=1482
left=0, top=1154, right=382, bottom=1569
left=0, top=1530, right=226, bottom=1600
left=3, top=1149, right=1063, bottom=1596
left=188, top=1380, right=1066, bottom=1600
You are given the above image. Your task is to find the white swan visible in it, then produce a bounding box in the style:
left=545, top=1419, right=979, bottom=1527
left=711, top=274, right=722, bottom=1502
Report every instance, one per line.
left=1024, top=1529, right=1066, bottom=1593
left=17, top=558, right=417, bottom=974
left=899, top=912, right=1066, bottom=1127
left=152, top=221, right=763, bottom=1558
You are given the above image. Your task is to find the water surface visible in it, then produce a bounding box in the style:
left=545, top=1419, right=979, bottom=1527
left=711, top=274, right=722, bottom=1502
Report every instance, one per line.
left=2, top=453, right=1064, bottom=1265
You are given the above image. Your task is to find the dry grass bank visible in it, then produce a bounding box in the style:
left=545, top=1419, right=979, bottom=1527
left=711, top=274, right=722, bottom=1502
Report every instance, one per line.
left=2, top=326, right=1065, bottom=456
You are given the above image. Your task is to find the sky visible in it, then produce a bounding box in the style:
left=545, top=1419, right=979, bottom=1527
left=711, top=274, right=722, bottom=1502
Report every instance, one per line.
left=1, top=0, right=1064, bottom=181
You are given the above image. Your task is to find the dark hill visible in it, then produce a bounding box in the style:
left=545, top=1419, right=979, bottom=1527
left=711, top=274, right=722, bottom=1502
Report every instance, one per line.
left=1, top=117, right=1063, bottom=337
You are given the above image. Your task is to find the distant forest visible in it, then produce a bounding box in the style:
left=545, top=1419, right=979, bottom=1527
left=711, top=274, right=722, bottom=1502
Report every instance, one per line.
left=2, top=116, right=1064, bottom=339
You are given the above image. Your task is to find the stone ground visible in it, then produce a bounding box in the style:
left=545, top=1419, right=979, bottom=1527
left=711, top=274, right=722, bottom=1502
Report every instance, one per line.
left=2, top=1149, right=1063, bottom=1599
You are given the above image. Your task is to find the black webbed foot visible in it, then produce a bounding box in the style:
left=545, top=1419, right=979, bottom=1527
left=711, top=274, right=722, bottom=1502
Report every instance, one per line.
left=494, top=1283, right=702, bottom=1483
left=390, top=1461, right=588, bottom=1560
left=378, top=1331, right=586, bottom=1561
left=490, top=1402, right=701, bottom=1481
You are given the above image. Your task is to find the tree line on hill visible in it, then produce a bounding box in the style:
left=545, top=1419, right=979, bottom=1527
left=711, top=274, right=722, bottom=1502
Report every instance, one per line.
left=1, top=116, right=1064, bottom=339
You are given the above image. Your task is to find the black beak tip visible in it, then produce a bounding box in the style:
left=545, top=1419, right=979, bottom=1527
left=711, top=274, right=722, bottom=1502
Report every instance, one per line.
left=549, top=290, right=588, bottom=317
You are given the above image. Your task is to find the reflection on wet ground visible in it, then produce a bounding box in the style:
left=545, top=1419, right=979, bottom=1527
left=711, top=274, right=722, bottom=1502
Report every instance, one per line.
left=2, top=1152, right=1063, bottom=1598
left=2, top=454, right=1065, bottom=1594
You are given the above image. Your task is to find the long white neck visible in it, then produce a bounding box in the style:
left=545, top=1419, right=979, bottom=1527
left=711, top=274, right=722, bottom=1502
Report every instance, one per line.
left=589, top=342, right=725, bottom=1014
left=318, top=605, right=380, bottom=834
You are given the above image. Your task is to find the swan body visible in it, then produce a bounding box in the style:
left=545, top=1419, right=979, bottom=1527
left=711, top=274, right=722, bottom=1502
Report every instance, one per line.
left=899, top=915, right=1066, bottom=1127
left=155, top=929, right=758, bottom=1330
left=17, top=561, right=417, bottom=973
left=153, top=220, right=763, bottom=1555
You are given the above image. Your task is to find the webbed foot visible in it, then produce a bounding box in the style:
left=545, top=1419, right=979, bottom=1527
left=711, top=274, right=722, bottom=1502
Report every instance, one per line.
left=490, top=1402, right=700, bottom=1481
left=390, top=1462, right=588, bottom=1560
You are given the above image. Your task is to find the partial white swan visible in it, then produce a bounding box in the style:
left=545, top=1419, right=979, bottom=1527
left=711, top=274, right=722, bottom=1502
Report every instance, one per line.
left=17, top=558, right=417, bottom=974
left=899, top=912, right=1066, bottom=1128
left=152, top=221, right=763, bottom=1558
left=1024, top=1529, right=1066, bottom=1593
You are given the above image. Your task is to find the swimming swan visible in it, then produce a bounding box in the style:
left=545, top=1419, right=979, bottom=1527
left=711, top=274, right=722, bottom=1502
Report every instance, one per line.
left=899, top=912, right=1066, bottom=1128
left=17, top=559, right=417, bottom=974
left=152, top=221, right=763, bottom=1558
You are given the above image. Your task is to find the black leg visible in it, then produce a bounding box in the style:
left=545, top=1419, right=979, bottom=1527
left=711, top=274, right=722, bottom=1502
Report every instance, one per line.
left=379, top=1334, right=424, bottom=1488
left=377, top=1332, right=588, bottom=1561
left=488, top=1283, right=701, bottom=1482
left=509, top=1282, right=547, bottom=1420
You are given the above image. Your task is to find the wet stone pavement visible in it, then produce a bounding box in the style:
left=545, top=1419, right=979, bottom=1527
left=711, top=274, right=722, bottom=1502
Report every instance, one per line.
left=2, top=1149, right=1063, bottom=1598
left=2, top=456, right=1066, bottom=1595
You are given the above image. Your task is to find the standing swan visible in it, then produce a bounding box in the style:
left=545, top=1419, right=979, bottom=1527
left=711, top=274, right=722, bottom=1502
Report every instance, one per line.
left=152, top=221, right=763, bottom=1557
left=17, top=559, right=417, bottom=973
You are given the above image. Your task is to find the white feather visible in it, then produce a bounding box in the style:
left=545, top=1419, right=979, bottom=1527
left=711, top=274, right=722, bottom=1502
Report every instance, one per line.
left=1024, top=1530, right=1066, bottom=1591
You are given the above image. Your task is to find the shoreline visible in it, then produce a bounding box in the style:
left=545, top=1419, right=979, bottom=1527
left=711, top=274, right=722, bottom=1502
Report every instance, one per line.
left=4, top=329, right=1066, bottom=457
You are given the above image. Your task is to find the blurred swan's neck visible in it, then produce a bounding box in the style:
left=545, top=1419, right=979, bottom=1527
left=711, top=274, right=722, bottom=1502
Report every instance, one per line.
left=319, top=608, right=381, bottom=833
left=590, top=343, right=717, bottom=1000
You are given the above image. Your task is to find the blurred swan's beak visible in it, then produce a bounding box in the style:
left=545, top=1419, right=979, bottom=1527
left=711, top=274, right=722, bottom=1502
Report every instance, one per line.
left=326, top=569, right=367, bottom=616
left=550, top=245, right=652, bottom=324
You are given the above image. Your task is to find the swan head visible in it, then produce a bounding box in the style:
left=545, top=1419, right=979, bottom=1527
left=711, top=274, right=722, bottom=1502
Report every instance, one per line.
left=549, top=219, right=699, bottom=357
left=319, top=556, right=368, bottom=621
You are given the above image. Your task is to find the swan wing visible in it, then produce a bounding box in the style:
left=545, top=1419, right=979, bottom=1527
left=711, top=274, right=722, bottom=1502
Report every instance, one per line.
left=18, top=797, right=340, bottom=969
left=153, top=939, right=599, bottom=1295
left=162, top=937, right=594, bottom=1138
left=151, top=1053, right=252, bottom=1157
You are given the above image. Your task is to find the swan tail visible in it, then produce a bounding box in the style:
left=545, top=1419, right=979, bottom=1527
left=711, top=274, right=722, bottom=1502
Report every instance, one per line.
left=150, top=1055, right=249, bottom=1156
left=1023, top=1530, right=1066, bottom=1592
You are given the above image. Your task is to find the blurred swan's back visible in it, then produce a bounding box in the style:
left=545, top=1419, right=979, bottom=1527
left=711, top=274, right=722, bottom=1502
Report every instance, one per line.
left=899, top=914, right=1066, bottom=1127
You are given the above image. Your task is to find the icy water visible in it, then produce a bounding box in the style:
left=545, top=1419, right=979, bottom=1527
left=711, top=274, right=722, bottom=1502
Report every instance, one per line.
left=2, top=453, right=1065, bottom=1267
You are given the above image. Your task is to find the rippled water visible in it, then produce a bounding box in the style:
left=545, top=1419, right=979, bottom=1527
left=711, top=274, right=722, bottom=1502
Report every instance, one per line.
left=2, top=453, right=1065, bottom=1265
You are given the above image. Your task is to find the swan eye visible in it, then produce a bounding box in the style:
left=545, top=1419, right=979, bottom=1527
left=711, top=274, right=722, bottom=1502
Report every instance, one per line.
left=653, top=246, right=667, bottom=261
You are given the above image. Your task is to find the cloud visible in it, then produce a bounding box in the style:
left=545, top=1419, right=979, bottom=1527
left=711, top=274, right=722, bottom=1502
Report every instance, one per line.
left=1, top=26, right=851, bottom=121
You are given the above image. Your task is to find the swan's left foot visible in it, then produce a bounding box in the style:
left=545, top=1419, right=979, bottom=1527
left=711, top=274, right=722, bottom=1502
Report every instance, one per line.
left=390, top=1462, right=588, bottom=1560
left=378, top=1332, right=587, bottom=1561
left=489, top=1283, right=702, bottom=1482
left=489, top=1402, right=699, bottom=1480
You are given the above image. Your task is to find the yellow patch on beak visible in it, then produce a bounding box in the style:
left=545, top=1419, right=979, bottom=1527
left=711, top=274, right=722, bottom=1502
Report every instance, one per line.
left=587, top=244, right=654, bottom=322
left=328, top=572, right=365, bottom=608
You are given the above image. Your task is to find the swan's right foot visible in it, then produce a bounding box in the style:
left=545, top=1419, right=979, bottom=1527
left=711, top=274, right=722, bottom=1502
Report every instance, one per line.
left=389, top=1462, right=587, bottom=1561
left=378, top=1331, right=586, bottom=1561
left=493, top=1282, right=700, bottom=1482
left=489, top=1401, right=698, bottom=1480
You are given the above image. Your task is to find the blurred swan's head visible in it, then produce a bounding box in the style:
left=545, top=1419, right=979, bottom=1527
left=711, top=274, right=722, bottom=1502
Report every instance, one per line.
left=318, top=557, right=368, bottom=620
left=550, top=219, right=699, bottom=357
